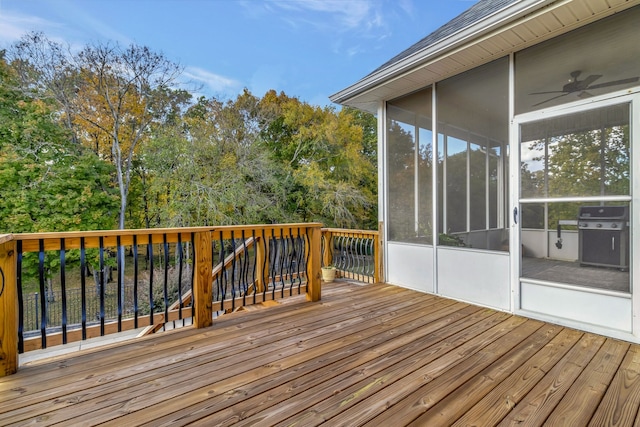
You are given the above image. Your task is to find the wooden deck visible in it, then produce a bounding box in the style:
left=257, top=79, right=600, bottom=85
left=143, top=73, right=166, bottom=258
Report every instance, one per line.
left=2, top=281, right=640, bottom=426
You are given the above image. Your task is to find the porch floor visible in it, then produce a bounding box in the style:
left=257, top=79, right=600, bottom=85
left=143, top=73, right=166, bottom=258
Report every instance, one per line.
left=2, top=281, right=640, bottom=426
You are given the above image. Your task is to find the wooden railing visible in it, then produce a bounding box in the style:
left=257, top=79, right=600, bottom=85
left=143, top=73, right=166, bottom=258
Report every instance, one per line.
left=321, top=228, right=382, bottom=284
left=0, top=224, right=323, bottom=376
left=0, top=224, right=381, bottom=377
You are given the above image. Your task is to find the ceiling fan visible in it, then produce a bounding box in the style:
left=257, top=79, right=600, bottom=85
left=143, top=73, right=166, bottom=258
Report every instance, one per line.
left=531, top=70, right=639, bottom=106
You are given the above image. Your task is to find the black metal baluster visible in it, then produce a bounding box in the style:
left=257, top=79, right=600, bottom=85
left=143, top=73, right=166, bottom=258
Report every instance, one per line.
left=148, top=234, right=154, bottom=325
left=98, top=237, right=105, bottom=336
left=284, top=229, right=291, bottom=292
left=361, top=237, right=367, bottom=279
left=353, top=236, right=359, bottom=281
left=355, top=236, right=361, bottom=279
left=238, top=236, right=246, bottom=304
left=230, top=231, right=236, bottom=311
left=347, top=235, right=352, bottom=279
left=344, top=236, right=348, bottom=269
left=177, top=234, right=183, bottom=320
left=244, top=232, right=251, bottom=296
left=357, top=236, right=362, bottom=280
left=60, top=239, right=68, bottom=344
left=341, top=235, right=347, bottom=269
left=333, top=235, right=339, bottom=270
left=133, top=235, right=139, bottom=328
left=366, top=239, right=375, bottom=283
left=353, top=235, right=359, bottom=278
left=291, top=231, right=299, bottom=292
left=117, top=236, right=123, bottom=332
left=191, top=234, right=196, bottom=318
left=17, top=241, right=24, bottom=353
left=350, top=235, right=355, bottom=276
left=251, top=230, right=257, bottom=305
left=286, top=229, right=295, bottom=294
left=304, top=228, right=311, bottom=288
left=38, top=239, right=47, bottom=348
left=295, top=228, right=304, bottom=291
left=355, top=236, right=360, bottom=278
left=163, top=234, right=169, bottom=329
left=362, top=236, right=368, bottom=280
left=241, top=231, right=250, bottom=296
left=260, top=229, right=267, bottom=300
left=270, top=229, right=277, bottom=299
left=80, top=238, right=87, bottom=340
left=240, top=230, right=247, bottom=306
left=218, top=234, right=226, bottom=311
left=280, top=229, right=287, bottom=297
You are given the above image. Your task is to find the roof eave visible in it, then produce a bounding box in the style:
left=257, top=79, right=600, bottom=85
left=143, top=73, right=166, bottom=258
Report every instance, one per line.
left=330, top=0, right=552, bottom=106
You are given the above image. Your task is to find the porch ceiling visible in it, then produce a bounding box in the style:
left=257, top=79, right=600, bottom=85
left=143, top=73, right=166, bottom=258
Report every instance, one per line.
left=330, top=0, right=640, bottom=113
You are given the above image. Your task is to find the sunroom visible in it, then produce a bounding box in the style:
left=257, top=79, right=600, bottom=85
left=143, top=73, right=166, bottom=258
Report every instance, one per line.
left=331, top=0, right=640, bottom=342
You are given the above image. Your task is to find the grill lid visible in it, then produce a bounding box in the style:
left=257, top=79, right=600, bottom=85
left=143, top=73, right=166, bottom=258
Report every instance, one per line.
left=578, top=206, right=628, bottom=220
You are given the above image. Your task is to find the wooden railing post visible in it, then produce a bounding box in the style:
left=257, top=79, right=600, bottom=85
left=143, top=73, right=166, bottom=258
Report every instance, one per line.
left=0, top=237, right=18, bottom=376
left=255, top=235, right=269, bottom=294
left=375, top=221, right=384, bottom=283
left=193, top=231, right=213, bottom=328
left=307, top=226, right=322, bottom=302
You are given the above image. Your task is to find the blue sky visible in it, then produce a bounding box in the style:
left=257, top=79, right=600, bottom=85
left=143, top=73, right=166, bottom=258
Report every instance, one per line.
left=0, top=0, right=477, bottom=106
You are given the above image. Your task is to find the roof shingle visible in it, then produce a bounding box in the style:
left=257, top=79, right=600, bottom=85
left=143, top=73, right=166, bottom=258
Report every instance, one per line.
left=369, top=0, right=519, bottom=75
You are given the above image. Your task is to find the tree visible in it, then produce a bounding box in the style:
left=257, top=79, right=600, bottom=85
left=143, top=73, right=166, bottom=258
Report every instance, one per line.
left=522, top=123, right=630, bottom=228
left=0, top=51, right=119, bottom=233
left=8, top=32, right=81, bottom=144
left=0, top=51, right=119, bottom=295
left=386, top=120, right=416, bottom=239
left=72, top=42, right=185, bottom=229
left=9, top=34, right=188, bottom=229
left=7, top=32, right=379, bottom=232
left=141, top=92, right=287, bottom=227
left=259, top=90, right=377, bottom=228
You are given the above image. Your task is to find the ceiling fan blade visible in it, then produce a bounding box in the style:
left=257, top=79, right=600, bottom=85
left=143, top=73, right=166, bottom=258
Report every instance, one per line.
left=581, top=74, right=602, bottom=87
left=530, top=90, right=567, bottom=95
left=588, top=76, right=639, bottom=90
left=577, top=91, right=593, bottom=99
left=532, top=93, right=569, bottom=107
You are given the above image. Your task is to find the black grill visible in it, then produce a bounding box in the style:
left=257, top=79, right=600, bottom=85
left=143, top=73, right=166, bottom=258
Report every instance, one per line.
left=578, top=206, right=629, bottom=270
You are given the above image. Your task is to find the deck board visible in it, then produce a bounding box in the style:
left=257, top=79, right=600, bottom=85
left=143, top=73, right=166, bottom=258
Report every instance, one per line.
left=1, top=281, right=640, bottom=426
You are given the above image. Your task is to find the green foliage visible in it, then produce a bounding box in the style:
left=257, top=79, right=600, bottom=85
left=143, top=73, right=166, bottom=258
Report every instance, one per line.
left=258, top=90, right=377, bottom=228
left=3, top=33, right=379, bottom=235
left=0, top=51, right=119, bottom=283
left=0, top=53, right=119, bottom=234
left=521, top=125, right=630, bottom=228
left=140, top=89, right=378, bottom=229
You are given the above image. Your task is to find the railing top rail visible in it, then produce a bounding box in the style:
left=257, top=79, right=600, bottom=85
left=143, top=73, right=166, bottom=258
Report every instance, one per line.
left=11, top=223, right=324, bottom=241
left=322, top=228, right=379, bottom=236
left=0, top=234, right=14, bottom=245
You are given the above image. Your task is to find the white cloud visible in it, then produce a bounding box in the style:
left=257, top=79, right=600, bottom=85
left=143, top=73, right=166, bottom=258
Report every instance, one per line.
left=0, top=10, right=58, bottom=44
left=49, top=1, right=132, bottom=46
left=245, top=0, right=386, bottom=35
left=242, top=0, right=395, bottom=60
left=183, top=66, right=242, bottom=96
left=397, top=0, right=415, bottom=16
left=0, top=5, right=129, bottom=51
left=280, top=0, right=374, bottom=30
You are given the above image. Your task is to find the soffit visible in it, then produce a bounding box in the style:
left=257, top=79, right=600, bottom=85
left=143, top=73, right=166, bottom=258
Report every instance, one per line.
left=331, top=0, right=640, bottom=113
